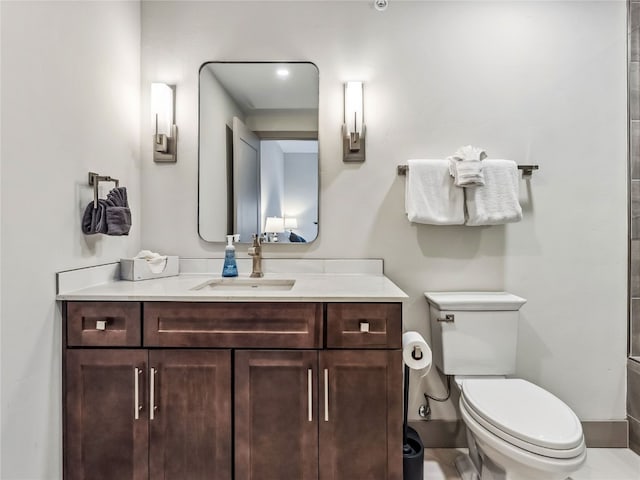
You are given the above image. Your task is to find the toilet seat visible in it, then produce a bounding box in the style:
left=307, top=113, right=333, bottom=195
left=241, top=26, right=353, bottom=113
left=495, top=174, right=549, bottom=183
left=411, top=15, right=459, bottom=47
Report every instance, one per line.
left=460, top=400, right=587, bottom=476
left=460, top=378, right=584, bottom=459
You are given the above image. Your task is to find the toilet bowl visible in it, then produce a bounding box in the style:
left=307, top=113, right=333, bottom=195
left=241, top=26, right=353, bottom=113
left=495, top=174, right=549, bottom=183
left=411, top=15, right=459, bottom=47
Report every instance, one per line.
left=458, top=378, right=586, bottom=480
left=424, top=292, right=587, bottom=480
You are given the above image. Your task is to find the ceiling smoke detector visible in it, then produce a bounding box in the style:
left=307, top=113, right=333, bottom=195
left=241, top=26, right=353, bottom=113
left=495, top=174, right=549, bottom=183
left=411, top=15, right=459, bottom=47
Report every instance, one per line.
left=374, top=0, right=388, bottom=12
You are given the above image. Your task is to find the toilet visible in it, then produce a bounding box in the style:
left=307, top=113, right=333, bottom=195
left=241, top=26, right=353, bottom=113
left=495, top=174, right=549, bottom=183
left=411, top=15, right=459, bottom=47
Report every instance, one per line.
left=425, top=292, right=587, bottom=480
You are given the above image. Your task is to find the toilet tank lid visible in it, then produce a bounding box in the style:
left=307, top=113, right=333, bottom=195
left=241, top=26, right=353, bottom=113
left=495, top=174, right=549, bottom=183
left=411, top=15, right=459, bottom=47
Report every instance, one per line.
left=424, top=292, right=526, bottom=311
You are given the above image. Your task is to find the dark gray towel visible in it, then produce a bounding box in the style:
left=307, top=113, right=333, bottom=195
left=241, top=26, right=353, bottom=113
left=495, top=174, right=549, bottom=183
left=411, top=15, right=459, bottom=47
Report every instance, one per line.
left=106, top=187, right=128, bottom=208
left=81, top=199, right=108, bottom=235
left=82, top=187, right=131, bottom=235
left=104, top=187, right=131, bottom=235
left=106, top=206, right=131, bottom=236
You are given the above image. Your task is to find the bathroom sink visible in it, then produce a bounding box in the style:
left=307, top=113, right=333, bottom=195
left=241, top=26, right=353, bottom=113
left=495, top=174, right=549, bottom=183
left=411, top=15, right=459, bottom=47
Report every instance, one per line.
left=191, top=278, right=296, bottom=292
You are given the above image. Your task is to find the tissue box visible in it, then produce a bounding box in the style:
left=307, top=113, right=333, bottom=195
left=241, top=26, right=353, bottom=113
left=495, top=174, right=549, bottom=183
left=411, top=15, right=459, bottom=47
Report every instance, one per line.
left=120, top=256, right=179, bottom=281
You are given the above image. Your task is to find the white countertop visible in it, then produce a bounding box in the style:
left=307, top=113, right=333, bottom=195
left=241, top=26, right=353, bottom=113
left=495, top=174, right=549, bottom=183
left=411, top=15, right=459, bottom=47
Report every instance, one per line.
left=56, top=272, right=409, bottom=302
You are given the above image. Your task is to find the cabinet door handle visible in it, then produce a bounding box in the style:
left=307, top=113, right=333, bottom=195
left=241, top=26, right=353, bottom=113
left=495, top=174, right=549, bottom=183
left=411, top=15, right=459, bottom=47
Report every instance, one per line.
left=150, top=367, right=157, bottom=420
left=324, top=368, right=329, bottom=422
left=307, top=368, right=313, bottom=422
left=134, top=367, right=142, bottom=420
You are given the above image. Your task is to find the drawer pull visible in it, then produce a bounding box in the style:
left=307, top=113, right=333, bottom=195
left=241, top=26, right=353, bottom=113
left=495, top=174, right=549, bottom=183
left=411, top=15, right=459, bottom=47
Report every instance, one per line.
left=96, top=320, right=107, bottom=331
left=359, top=321, right=370, bottom=333
left=307, top=368, right=313, bottom=422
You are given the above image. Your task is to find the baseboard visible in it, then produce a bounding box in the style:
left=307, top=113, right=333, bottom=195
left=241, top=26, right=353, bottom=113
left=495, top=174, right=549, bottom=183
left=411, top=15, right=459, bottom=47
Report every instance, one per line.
left=409, top=419, right=629, bottom=449
left=408, top=420, right=467, bottom=448
left=629, top=416, right=640, bottom=454
left=581, top=421, right=628, bottom=448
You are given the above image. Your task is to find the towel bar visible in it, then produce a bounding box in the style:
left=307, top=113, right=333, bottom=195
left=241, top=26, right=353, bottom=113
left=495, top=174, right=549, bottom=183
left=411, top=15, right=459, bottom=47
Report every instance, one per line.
left=88, top=172, right=120, bottom=209
left=396, top=164, right=539, bottom=177
left=397, top=165, right=409, bottom=175
left=518, top=165, right=539, bottom=176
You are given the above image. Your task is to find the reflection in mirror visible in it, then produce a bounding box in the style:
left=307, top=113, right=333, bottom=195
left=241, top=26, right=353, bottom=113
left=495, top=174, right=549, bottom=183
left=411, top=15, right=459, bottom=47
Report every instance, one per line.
left=198, top=62, right=319, bottom=244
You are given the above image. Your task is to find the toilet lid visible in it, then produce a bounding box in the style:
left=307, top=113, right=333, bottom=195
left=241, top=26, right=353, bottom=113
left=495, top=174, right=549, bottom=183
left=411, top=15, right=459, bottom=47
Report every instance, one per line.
left=461, top=378, right=583, bottom=451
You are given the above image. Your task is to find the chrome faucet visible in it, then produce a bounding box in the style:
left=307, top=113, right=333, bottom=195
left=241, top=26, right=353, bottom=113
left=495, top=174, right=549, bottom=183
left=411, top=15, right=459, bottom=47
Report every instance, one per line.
left=248, top=234, right=264, bottom=278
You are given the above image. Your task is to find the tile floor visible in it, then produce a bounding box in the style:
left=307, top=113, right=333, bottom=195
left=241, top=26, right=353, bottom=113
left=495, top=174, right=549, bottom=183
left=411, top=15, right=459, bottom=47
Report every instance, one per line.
left=424, top=448, right=640, bottom=479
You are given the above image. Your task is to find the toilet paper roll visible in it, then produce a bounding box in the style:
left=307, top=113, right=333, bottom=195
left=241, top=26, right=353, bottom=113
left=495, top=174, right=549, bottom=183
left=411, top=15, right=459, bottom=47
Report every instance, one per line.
left=402, top=331, right=432, bottom=374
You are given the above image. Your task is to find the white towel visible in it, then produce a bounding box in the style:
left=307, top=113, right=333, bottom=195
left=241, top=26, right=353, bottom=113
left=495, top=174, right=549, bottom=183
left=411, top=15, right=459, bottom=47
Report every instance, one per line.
left=453, top=145, right=487, bottom=161
left=448, top=145, right=487, bottom=187
left=405, top=159, right=465, bottom=225
left=465, top=159, right=522, bottom=226
left=448, top=158, right=485, bottom=187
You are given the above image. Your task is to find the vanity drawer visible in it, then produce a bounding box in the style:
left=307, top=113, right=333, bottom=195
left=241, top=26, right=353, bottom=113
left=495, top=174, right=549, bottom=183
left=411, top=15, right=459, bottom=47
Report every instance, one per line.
left=326, top=303, right=402, bottom=349
left=143, top=302, right=323, bottom=348
left=66, top=302, right=142, bottom=347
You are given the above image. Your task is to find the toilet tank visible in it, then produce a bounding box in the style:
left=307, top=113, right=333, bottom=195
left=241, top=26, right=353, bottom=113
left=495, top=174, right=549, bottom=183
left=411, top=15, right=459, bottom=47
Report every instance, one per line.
left=425, top=292, right=526, bottom=376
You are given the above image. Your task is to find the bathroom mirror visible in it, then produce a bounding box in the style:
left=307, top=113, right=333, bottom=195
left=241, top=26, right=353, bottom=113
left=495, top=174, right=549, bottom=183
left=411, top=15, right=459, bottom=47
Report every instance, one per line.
left=198, top=61, right=319, bottom=244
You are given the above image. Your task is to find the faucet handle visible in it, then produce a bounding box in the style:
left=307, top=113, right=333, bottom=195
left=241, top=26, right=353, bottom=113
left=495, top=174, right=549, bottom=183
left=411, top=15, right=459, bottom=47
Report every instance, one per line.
left=252, top=233, right=262, bottom=246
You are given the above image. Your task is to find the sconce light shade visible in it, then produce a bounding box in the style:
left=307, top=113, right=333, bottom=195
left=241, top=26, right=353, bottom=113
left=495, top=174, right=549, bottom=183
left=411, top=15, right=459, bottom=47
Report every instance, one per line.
left=151, top=82, right=177, bottom=163
left=343, top=81, right=365, bottom=162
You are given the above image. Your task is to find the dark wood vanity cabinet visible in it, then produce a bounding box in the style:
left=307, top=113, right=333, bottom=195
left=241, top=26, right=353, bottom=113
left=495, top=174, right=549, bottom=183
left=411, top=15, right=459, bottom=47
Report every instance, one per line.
left=234, top=349, right=402, bottom=480
left=148, top=350, right=232, bottom=480
left=234, top=350, right=319, bottom=480
left=65, top=349, right=149, bottom=480
left=64, top=348, right=231, bottom=480
left=319, top=350, right=402, bottom=480
left=63, top=301, right=402, bottom=480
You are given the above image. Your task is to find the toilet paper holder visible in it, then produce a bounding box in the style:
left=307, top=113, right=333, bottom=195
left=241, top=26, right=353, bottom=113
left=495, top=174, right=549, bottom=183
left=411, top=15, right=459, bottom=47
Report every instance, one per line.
left=412, top=346, right=423, bottom=361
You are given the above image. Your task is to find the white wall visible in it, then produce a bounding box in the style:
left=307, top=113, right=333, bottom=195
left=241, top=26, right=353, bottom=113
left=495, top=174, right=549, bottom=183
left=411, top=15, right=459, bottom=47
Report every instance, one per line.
left=261, top=140, right=285, bottom=227
left=199, top=65, right=245, bottom=241
left=284, top=152, right=318, bottom=241
left=0, top=1, right=141, bottom=478
left=141, top=0, right=628, bottom=423
left=246, top=108, right=318, bottom=132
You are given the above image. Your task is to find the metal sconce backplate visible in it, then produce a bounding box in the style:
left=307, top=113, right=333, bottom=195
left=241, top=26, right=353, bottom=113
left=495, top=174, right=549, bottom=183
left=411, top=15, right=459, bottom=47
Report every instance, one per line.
left=153, top=124, right=178, bottom=163
left=342, top=124, right=366, bottom=163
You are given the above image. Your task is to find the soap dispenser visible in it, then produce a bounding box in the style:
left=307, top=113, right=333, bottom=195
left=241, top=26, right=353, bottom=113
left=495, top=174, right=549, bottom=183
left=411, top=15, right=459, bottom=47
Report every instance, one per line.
left=222, top=234, right=240, bottom=277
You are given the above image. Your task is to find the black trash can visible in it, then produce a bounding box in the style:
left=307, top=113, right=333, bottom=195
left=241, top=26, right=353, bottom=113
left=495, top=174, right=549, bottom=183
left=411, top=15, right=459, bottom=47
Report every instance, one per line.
left=403, top=425, right=424, bottom=480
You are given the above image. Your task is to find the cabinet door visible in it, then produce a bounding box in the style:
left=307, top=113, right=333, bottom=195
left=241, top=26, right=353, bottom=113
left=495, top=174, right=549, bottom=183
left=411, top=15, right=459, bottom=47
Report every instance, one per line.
left=235, top=350, right=319, bottom=480
left=319, top=350, right=403, bottom=480
left=149, top=350, right=232, bottom=480
left=65, top=349, right=148, bottom=480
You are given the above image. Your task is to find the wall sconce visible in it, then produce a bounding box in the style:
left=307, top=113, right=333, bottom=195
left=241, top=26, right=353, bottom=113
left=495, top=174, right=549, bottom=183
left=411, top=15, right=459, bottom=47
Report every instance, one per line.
left=151, top=82, right=177, bottom=163
left=343, top=81, right=365, bottom=163
left=264, top=216, right=284, bottom=242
